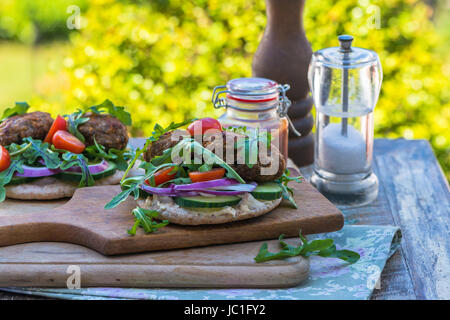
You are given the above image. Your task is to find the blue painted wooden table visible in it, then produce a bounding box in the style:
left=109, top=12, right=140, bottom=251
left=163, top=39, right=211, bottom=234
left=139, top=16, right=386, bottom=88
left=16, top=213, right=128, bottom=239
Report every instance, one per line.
left=0, top=138, right=448, bottom=300
left=301, top=139, right=450, bottom=299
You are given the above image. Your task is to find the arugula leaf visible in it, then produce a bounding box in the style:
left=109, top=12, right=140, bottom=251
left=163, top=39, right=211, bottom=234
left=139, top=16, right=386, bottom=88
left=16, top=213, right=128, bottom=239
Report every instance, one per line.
left=6, top=142, right=32, bottom=157
left=105, top=163, right=177, bottom=209
left=117, top=119, right=193, bottom=184
left=317, top=244, right=361, bottom=263
left=89, top=99, right=132, bottom=126
left=127, top=207, right=169, bottom=235
left=0, top=159, right=24, bottom=202
left=148, top=119, right=194, bottom=144
left=84, top=137, right=133, bottom=171
left=60, top=152, right=95, bottom=187
left=275, top=169, right=304, bottom=208
left=64, top=109, right=89, bottom=143
left=22, top=137, right=61, bottom=169
left=226, top=127, right=272, bottom=169
left=254, top=230, right=360, bottom=264
left=1, top=102, right=30, bottom=122
left=176, top=139, right=245, bottom=183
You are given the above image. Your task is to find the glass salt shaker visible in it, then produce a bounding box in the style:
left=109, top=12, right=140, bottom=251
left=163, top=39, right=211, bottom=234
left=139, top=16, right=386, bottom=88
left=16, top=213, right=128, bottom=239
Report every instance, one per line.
left=308, top=35, right=383, bottom=207
left=212, top=77, right=301, bottom=159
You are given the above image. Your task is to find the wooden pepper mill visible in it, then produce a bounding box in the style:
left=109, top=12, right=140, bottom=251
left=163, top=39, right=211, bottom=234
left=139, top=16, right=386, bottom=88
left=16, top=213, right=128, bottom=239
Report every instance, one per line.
left=252, top=0, right=314, bottom=167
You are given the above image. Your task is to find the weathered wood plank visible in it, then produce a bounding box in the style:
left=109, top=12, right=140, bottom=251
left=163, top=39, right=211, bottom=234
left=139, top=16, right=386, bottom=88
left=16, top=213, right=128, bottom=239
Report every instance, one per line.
left=300, top=138, right=450, bottom=299
left=373, top=139, right=449, bottom=299
left=342, top=144, right=417, bottom=300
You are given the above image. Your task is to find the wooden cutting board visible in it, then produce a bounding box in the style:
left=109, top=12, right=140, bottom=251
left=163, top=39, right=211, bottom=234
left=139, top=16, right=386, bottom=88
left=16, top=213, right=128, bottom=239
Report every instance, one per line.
left=0, top=239, right=310, bottom=288
left=0, top=178, right=343, bottom=256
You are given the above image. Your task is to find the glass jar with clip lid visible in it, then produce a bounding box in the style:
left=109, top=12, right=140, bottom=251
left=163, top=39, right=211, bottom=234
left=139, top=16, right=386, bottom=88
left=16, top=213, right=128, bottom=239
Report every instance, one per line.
left=212, top=77, right=301, bottom=159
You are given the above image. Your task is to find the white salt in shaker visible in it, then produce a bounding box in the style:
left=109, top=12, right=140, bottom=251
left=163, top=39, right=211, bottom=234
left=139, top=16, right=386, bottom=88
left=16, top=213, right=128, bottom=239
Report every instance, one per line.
left=308, top=35, right=383, bottom=207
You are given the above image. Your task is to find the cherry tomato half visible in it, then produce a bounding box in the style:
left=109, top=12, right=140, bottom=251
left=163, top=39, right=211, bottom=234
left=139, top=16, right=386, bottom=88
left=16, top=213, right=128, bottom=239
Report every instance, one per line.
left=146, top=167, right=177, bottom=186
left=187, top=118, right=222, bottom=136
left=52, top=130, right=85, bottom=154
left=0, top=146, right=11, bottom=172
left=44, top=115, right=67, bottom=143
left=188, top=168, right=226, bottom=183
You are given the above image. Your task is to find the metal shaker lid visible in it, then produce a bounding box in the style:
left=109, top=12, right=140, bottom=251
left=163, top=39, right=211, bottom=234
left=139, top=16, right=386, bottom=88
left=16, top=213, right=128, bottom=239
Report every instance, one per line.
left=312, top=35, right=380, bottom=69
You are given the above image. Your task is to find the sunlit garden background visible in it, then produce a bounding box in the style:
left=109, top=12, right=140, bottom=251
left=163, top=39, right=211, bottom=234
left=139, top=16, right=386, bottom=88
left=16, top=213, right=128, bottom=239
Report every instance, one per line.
left=0, top=0, right=448, bottom=179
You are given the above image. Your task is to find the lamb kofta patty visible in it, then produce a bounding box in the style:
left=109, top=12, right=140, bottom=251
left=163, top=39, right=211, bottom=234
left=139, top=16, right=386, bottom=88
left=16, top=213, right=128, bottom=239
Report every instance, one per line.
left=145, top=130, right=286, bottom=182
left=0, top=111, right=54, bottom=146
left=203, top=131, right=287, bottom=183
left=78, top=113, right=129, bottom=150
left=144, top=129, right=190, bottom=162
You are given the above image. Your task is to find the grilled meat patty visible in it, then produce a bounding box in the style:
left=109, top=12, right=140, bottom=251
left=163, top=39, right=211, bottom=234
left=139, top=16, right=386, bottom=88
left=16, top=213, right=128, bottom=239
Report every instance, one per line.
left=0, top=111, right=54, bottom=146
left=78, top=113, right=129, bottom=150
left=203, top=131, right=286, bottom=182
left=143, top=129, right=190, bottom=161
left=145, top=129, right=286, bottom=182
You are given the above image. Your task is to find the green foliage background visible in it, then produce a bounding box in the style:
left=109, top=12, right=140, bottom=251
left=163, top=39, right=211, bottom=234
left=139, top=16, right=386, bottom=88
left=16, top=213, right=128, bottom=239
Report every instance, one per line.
left=1, top=0, right=449, bottom=177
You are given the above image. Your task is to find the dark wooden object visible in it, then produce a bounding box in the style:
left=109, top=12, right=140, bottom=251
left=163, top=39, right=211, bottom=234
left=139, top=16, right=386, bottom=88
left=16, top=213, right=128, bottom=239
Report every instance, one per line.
left=252, top=0, right=314, bottom=167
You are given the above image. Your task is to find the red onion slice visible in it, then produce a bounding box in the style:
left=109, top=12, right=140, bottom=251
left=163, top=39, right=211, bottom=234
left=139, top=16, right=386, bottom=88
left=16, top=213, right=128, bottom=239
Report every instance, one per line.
left=15, top=166, right=61, bottom=178
left=63, top=159, right=110, bottom=174
left=15, top=159, right=112, bottom=178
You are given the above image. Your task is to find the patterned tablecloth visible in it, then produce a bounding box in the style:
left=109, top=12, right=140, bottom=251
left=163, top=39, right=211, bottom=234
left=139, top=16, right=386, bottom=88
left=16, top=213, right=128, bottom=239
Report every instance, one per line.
left=1, top=224, right=401, bottom=300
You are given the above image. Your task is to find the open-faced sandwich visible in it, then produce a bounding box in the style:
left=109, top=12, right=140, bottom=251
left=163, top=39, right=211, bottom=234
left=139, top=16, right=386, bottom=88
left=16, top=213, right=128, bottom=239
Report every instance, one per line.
left=0, top=100, right=133, bottom=202
left=106, top=117, right=302, bottom=234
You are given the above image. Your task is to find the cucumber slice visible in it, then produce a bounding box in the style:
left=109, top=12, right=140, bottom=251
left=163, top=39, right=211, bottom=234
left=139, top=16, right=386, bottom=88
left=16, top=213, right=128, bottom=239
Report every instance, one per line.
left=174, top=195, right=241, bottom=208
left=251, top=182, right=283, bottom=200
left=56, top=161, right=117, bottom=183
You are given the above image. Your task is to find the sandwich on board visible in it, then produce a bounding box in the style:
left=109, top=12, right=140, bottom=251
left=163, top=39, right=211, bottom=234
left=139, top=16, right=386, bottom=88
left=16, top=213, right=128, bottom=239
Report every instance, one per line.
left=106, top=117, right=303, bottom=233
left=0, top=100, right=133, bottom=202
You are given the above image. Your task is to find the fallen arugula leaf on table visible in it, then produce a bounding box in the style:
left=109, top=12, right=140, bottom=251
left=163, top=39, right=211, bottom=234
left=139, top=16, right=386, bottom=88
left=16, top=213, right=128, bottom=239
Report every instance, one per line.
left=127, top=207, right=169, bottom=235
left=254, top=231, right=360, bottom=264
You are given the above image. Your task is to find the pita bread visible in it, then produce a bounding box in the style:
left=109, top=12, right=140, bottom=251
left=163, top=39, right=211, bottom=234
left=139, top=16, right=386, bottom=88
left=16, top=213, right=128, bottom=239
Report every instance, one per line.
left=5, top=162, right=145, bottom=201
left=5, top=170, right=124, bottom=200
left=137, top=193, right=282, bottom=225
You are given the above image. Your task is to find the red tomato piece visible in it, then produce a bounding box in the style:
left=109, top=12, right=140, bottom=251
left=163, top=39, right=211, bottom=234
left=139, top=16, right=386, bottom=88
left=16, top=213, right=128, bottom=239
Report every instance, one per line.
left=146, top=167, right=177, bottom=186
left=0, top=146, right=11, bottom=172
left=188, top=168, right=226, bottom=183
left=44, top=115, right=67, bottom=144
left=52, top=130, right=85, bottom=154
left=187, top=118, right=222, bottom=136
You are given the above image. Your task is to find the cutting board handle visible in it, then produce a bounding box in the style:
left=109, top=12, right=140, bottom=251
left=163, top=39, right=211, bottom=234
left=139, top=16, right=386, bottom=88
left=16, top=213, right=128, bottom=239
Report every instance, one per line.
left=0, top=210, right=70, bottom=247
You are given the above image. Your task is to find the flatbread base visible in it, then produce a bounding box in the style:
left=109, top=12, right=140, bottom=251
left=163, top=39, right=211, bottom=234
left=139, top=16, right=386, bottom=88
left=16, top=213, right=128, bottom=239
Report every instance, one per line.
left=5, top=171, right=124, bottom=200
left=137, top=193, right=282, bottom=225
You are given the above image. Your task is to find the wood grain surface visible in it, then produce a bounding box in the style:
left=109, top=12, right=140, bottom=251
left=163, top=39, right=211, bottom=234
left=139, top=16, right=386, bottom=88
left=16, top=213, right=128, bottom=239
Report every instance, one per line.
left=0, top=239, right=309, bottom=288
